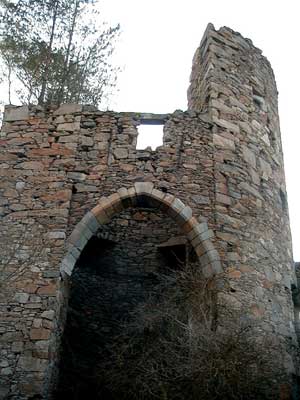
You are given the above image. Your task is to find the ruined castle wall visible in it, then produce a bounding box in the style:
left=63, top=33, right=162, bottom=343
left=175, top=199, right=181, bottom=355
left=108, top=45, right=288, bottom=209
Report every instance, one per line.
left=0, top=24, right=298, bottom=399
left=188, top=25, right=296, bottom=340
left=0, top=105, right=216, bottom=398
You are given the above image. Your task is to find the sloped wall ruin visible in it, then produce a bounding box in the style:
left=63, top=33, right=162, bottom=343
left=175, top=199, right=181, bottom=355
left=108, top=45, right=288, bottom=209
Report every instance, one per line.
left=0, top=24, right=298, bottom=399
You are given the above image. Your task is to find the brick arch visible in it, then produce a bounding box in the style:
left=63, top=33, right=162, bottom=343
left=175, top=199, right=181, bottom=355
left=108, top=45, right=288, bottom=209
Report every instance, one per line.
left=60, top=182, right=223, bottom=278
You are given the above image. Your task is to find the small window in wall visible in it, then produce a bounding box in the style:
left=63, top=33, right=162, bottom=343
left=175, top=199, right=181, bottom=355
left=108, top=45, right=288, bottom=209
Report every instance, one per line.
left=136, top=124, right=164, bottom=150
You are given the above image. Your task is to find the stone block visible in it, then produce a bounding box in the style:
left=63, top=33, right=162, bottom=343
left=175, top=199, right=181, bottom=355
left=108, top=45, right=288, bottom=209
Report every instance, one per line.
left=17, top=356, right=48, bottom=372
left=206, top=249, right=221, bottom=262
left=18, top=161, right=44, bottom=170
left=181, top=216, right=198, bottom=234
left=150, top=188, right=166, bottom=203
left=202, top=264, right=214, bottom=278
left=175, top=206, right=193, bottom=226
left=170, top=198, right=185, bottom=213
left=96, top=198, right=115, bottom=218
left=118, top=187, right=130, bottom=199
left=160, top=194, right=175, bottom=212
left=57, top=122, right=80, bottom=132
left=80, top=211, right=100, bottom=234
left=187, top=222, right=208, bottom=241
left=239, top=181, right=263, bottom=200
left=199, top=252, right=210, bottom=267
left=12, top=341, right=24, bottom=352
left=60, top=253, right=77, bottom=276
left=212, top=117, right=240, bottom=134
left=107, top=193, right=122, bottom=208
left=80, top=136, right=94, bottom=147
left=127, top=187, right=138, bottom=206
left=16, top=181, right=25, bottom=192
left=29, top=328, right=51, bottom=341
left=113, top=148, right=128, bottom=159
left=134, top=182, right=154, bottom=195
left=191, top=234, right=203, bottom=248
left=194, top=243, right=205, bottom=257
left=211, top=260, right=223, bottom=274
left=37, top=282, right=57, bottom=296
left=14, top=293, right=29, bottom=304
left=47, top=231, right=66, bottom=240
left=216, top=193, right=232, bottom=205
left=259, top=157, right=272, bottom=180
left=41, top=310, right=55, bottom=320
left=67, top=172, right=87, bottom=181
left=68, top=226, right=91, bottom=250
left=92, top=205, right=111, bottom=224
left=213, top=133, right=235, bottom=150
left=53, top=104, right=83, bottom=115
left=242, top=145, right=256, bottom=168
left=4, top=106, right=29, bottom=121
left=42, top=271, right=60, bottom=279
left=77, top=220, right=93, bottom=241
left=1, top=368, right=12, bottom=376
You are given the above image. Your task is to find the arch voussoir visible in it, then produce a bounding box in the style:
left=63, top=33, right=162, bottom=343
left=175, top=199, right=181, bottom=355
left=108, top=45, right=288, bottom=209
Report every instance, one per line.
left=127, top=186, right=138, bottom=206
left=159, top=193, right=175, bottom=212
left=91, top=204, right=110, bottom=224
left=117, top=187, right=132, bottom=208
left=134, top=181, right=154, bottom=195
left=187, top=222, right=209, bottom=241
left=174, top=205, right=193, bottom=226
left=166, top=198, right=183, bottom=219
left=150, top=188, right=167, bottom=202
left=60, top=184, right=223, bottom=278
left=106, top=193, right=123, bottom=213
left=80, top=211, right=100, bottom=234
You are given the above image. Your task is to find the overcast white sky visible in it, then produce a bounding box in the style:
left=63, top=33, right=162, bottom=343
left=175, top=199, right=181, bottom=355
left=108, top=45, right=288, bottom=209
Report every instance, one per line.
left=100, top=0, right=300, bottom=260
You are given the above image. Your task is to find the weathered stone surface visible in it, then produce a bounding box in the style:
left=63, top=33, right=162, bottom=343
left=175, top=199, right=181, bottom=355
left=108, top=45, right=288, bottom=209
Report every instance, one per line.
left=242, top=145, right=256, bottom=168
left=239, top=182, right=263, bottom=200
left=17, top=356, right=48, bottom=372
left=113, top=148, right=128, bottom=159
left=57, top=122, right=80, bottom=132
left=212, top=117, right=240, bottom=134
left=18, top=161, right=44, bottom=170
left=41, top=310, right=55, bottom=320
left=47, top=231, right=66, bottom=240
left=213, top=133, right=235, bottom=150
left=14, top=293, right=29, bottom=304
left=30, top=328, right=51, bottom=341
left=54, top=104, right=83, bottom=115
left=4, top=105, right=29, bottom=121
left=15, top=181, right=26, bottom=192
left=0, top=23, right=296, bottom=400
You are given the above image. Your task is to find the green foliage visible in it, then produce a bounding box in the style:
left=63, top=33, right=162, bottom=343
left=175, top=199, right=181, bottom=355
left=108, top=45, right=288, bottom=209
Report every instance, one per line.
left=0, top=0, right=120, bottom=106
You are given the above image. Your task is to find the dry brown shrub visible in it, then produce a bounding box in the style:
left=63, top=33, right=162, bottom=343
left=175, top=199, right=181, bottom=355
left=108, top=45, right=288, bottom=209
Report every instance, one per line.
left=95, top=264, right=281, bottom=400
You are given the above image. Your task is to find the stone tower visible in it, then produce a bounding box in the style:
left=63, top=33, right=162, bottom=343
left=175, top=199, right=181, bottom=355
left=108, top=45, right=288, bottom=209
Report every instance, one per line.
left=0, top=24, right=298, bottom=399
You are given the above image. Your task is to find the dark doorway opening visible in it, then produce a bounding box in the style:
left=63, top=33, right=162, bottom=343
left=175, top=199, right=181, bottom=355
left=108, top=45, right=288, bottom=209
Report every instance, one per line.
left=54, top=208, right=189, bottom=399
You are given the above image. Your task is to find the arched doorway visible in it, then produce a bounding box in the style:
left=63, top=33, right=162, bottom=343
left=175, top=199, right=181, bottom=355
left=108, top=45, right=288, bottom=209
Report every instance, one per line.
left=54, top=183, right=222, bottom=398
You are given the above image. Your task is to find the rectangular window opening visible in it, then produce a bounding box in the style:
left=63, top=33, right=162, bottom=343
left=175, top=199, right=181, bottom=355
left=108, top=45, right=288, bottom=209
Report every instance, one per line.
left=136, top=123, right=164, bottom=150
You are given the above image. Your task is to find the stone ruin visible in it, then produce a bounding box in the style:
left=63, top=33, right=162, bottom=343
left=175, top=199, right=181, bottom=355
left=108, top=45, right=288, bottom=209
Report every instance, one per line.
left=0, top=23, right=299, bottom=399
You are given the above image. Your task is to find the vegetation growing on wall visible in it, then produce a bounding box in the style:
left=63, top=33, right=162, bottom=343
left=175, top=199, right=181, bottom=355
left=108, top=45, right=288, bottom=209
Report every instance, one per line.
left=94, top=266, right=282, bottom=400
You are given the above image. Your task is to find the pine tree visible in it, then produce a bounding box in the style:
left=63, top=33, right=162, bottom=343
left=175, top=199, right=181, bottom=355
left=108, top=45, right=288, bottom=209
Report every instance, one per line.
left=0, top=0, right=120, bottom=106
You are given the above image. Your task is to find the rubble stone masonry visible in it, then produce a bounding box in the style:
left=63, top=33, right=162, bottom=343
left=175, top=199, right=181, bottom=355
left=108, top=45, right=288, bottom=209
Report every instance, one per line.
left=0, top=24, right=298, bottom=399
